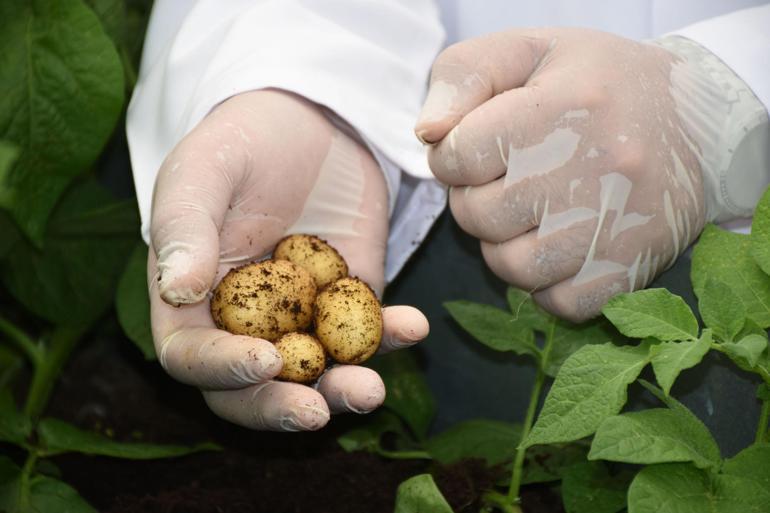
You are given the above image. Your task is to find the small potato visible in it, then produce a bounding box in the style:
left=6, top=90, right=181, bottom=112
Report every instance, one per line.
left=274, top=234, right=348, bottom=289
left=211, top=260, right=316, bottom=341
left=314, top=277, right=383, bottom=364
left=274, top=332, right=326, bottom=383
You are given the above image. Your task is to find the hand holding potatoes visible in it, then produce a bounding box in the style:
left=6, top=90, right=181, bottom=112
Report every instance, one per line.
left=148, top=90, right=428, bottom=431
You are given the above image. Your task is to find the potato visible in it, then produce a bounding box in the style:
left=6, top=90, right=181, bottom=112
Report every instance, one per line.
left=314, top=277, right=383, bottom=364
left=274, top=332, right=326, bottom=383
left=210, top=259, right=316, bottom=341
left=274, top=234, right=348, bottom=289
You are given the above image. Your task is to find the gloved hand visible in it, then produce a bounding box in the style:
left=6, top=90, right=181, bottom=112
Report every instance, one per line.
left=148, top=89, right=429, bottom=431
left=415, top=28, right=715, bottom=322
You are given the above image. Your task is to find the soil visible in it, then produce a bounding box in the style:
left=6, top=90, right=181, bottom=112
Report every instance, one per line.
left=36, top=335, right=564, bottom=513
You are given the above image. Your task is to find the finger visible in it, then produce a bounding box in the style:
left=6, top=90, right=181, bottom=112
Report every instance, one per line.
left=379, top=306, right=430, bottom=353
left=534, top=271, right=631, bottom=323
left=479, top=216, right=597, bottom=291
left=415, top=29, right=556, bottom=143
left=316, top=366, right=385, bottom=414
left=203, top=382, right=330, bottom=431
left=150, top=113, right=247, bottom=306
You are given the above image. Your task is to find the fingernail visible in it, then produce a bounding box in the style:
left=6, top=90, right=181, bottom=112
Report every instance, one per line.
left=416, top=80, right=459, bottom=130
left=294, top=404, right=330, bottom=431
left=157, top=248, right=208, bottom=305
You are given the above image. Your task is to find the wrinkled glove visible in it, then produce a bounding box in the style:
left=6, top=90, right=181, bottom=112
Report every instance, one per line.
left=149, top=89, right=429, bottom=431
left=416, top=27, right=756, bottom=322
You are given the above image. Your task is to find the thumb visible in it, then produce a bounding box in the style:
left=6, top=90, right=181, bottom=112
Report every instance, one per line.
left=415, top=30, right=555, bottom=144
left=150, top=118, right=246, bottom=306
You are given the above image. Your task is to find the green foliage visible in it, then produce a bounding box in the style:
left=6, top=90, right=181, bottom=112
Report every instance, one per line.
left=336, top=410, right=408, bottom=454
left=520, top=442, right=589, bottom=485
left=116, top=243, right=154, bottom=359
left=0, top=390, right=31, bottom=447
left=523, top=344, right=649, bottom=447
left=649, top=329, right=712, bottom=396
left=698, top=278, right=746, bottom=342
left=393, top=474, right=453, bottom=513
left=0, top=0, right=124, bottom=244
left=425, top=420, right=521, bottom=466
left=444, top=300, right=538, bottom=358
left=720, top=334, right=768, bottom=371
left=751, top=186, right=770, bottom=276
left=560, top=462, right=629, bottom=513
left=602, top=289, right=698, bottom=341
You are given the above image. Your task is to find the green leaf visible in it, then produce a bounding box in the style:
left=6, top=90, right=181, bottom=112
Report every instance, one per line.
left=736, top=318, right=768, bottom=339
left=523, top=344, right=649, bottom=448
left=425, top=420, right=521, bottom=466
left=521, top=442, right=589, bottom=485
left=444, top=300, right=539, bottom=358
left=1, top=181, right=139, bottom=326
left=116, top=243, right=154, bottom=359
left=699, top=278, right=746, bottom=343
left=0, top=345, right=24, bottom=391
left=0, top=456, right=96, bottom=513
left=692, top=225, right=770, bottom=328
left=337, top=410, right=407, bottom=454
left=0, top=390, right=31, bottom=446
left=602, top=288, right=698, bottom=341
left=721, top=334, right=768, bottom=370
left=545, top=319, right=616, bottom=378
left=628, top=463, right=770, bottom=513
left=368, top=351, right=435, bottom=439
left=506, top=287, right=553, bottom=333
left=649, top=329, right=713, bottom=395
left=723, top=444, right=770, bottom=489
left=561, top=461, right=629, bottom=513
left=394, top=474, right=453, bottom=513
left=589, top=407, right=720, bottom=469
left=751, top=186, right=770, bottom=276
left=0, top=0, right=124, bottom=244
left=37, top=418, right=219, bottom=459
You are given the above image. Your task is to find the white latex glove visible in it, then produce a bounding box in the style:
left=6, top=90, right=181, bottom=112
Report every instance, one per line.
left=148, top=89, right=429, bottom=431
left=414, top=28, right=725, bottom=322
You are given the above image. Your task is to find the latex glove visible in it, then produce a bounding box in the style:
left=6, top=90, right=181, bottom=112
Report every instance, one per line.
left=148, top=89, right=429, bottom=431
left=415, top=28, right=715, bottom=322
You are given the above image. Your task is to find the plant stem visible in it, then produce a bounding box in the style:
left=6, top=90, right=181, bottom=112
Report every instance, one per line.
left=376, top=448, right=432, bottom=460
left=756, top=395, right=770, bottom=445
left=18, top=452, right=38, bottom=510
left=507, top=318, right=557, bottom=504
left=24, top=324, right=86, bottom=420
left=0, top=315, right=41, bottom=366
left=483, top=490, right=522, bottom=513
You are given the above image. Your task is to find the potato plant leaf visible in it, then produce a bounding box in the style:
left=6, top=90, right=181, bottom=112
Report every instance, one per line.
left=425, top=419, right=521, bottom=466
left=627, top=463, right=770, bottom=513
left=506, top=287, right=553, bottom=333
left=523, top=344, right=649, bottom=447
left=337, top=410, right=407, bottom=454
left=394, top=474, right=453, bottom=513
left=649, top=329, right=713, bottom=396
left=545, top=319, right=616, bottom=378
left=0, top=389, right=31, bottom=446
left=37, top=418, right=220, bottom=459
left=588, top=407, right=720, bottom=469
left=751, top=186, right=770, bottom=276
left=520, top=442, right=589, bottom=485
left=0, top=0, right=124, bottom=244
left=722, top=444, right=770, bottom=489
left=602, top=289, right=698, bottom=341
left=0, top=456, right=96, bottom=513
left=1, top=181, right=138, bottom=326
left=720, top=334, right=768, bottom=370
left=116, top=243, right=154, bottom=359
left=368, top=351, right=435, bottom=439
left=0, top=346, right=24, bottom=390
left=698, top=278, right=746, bottom=343
left=691, top=225, right=770, bottom=328
left=560, top=461, right=629, bottom=513
left=444, top=300, right=539, bottom=359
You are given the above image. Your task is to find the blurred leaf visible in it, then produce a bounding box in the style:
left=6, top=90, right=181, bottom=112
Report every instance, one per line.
left=698, top=278, right=746, bottom=343
left=0, top=345, right=24, bottom=390
left=521, top=442, right=589, bottom=485
left=425, top=420, right=521, bottom=466
left=602, top=289, right=698, bottom=342
left=394, top=474, right=453, bottom=513
left=116, top=243, right=154, bottom=359
left=561, top=461, right=629, bottom=513
left=692, top=225, right=770, bottom=328
left=337, top=410, right=407, bottom=454
left=1, top=180, right=139, bottom=326
left=445, top=300, right=539, bottom=358
left=367, top=351, right=435, bottom=439
left=37, top=418, right=220, bottom=459
left=0, top=389, right=31, bottom=446
left=751, top=186, right=770, bottom=276
left=0, top=0, right=124, bottom=244
left=0, top=456, right=96, bottom=513
left=649, top=329, right=712, bottom=395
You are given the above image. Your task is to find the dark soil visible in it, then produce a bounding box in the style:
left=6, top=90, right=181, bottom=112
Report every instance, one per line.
left=37, top=336, right=563, bottom=513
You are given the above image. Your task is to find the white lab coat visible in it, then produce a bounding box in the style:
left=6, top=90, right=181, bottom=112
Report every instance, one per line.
left=127, top=1, right=770, bottom=281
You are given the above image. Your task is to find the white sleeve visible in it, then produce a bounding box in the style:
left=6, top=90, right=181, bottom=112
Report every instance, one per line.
left=126, top=0, right=448, bottom=281
left=669, top=5, right=770, bottom=225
